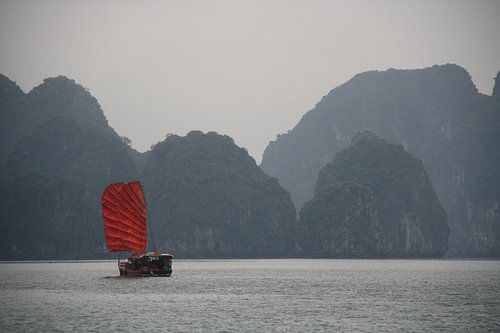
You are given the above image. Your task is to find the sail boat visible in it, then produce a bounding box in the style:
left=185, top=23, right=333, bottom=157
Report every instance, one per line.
left=101, top=181, right=173, bottom=277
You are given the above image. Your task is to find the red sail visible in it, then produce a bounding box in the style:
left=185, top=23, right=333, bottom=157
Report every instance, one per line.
left=102, top=181, right=147, bottom=252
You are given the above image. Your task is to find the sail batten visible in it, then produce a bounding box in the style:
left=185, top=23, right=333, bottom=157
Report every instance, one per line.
left=103, top=219, right=146, bottom=235
left=104, top=224, right=146, bottom=241
left=102, top=181, right=147, bottom=252
left=102, top=208, right=146, bottom=232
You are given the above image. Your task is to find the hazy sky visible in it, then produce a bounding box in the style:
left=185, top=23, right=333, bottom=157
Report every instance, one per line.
left=1, top=0, right=499, bottom=162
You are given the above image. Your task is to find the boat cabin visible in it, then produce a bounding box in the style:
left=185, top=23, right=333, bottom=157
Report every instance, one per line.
left=119, top=252, right=173, bottom=277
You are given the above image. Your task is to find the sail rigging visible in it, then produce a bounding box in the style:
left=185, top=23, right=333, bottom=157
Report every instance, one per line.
left=101, top=181, right=147, bottom=252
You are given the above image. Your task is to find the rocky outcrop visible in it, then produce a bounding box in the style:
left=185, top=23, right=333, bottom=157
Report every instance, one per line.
left=0, top=75, right=139, bottom=259
left=493, top=71, right=500, bottom=99
left=0, top=74, right=28, bottom=167
left=0, top=174, right=102, bottom=259
left=262, top=64, right=500, bottom=257
left=0, top=74, right=298, bottom=259
left=142, top=131, right=297, bottom=258
left=4, top=76, right=138, bottom=191
left=298, top=132, right=449, bottom=257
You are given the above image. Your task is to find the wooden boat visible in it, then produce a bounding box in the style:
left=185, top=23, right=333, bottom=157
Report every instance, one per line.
left=118, top=252, right=173, bottom=277
left=101, top=181, right=173, bottom=277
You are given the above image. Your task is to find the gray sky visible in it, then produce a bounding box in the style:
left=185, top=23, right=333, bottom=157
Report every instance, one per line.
left=1, top=0, right=499, bottom=162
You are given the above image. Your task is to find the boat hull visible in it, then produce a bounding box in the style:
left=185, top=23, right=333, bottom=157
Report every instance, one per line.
left=119, top=266, right=172, bottom=277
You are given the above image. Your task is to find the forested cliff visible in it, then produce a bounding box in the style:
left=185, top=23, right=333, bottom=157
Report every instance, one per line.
left=262, top=65, right=500, bottom=257
left=0, top=74, right=296, bottom=259
left=142, top=131, right=296, bottom=257
left=0, top=75, right=138, bottom=259
left=298, top=132, right=449, bottom=257
left=1, top=65, right=498, bottom=258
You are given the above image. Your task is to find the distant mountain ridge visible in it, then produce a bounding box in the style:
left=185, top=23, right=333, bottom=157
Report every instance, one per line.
left=261, top=64, right=500, bottom=257
left=1, top=64, right=499, bottom=259
left=0, top=74, right=296, bottom=259
left=261, top=64, right=478, bottom=209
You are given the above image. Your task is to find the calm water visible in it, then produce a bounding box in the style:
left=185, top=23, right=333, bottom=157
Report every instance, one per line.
left=0, top=259, right=499, bottom=332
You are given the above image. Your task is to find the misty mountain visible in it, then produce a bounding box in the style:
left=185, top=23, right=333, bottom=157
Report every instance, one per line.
left=0, top=74, right=297, bottom=259
left=142, top=131, right=296, bottom=258
left=298, top=132, right=448, bottom=257
left=4, top=76, right=138, bottom=190
left=1, top=65, right=498, bottom=259
left=261, top=64, right=500, bottom=257
left=0, top=75, right=138, bottom=259
left=0, top=74, right=29, bottom=167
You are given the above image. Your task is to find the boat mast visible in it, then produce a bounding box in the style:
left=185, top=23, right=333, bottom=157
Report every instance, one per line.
left=142, top=183, right=156, bottom=253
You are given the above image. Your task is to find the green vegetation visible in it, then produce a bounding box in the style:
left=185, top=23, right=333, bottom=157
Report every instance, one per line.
left=298, top=132, right=449, bottom=257
left=0, top=75, right=138, bottom=259
left=0, top=174, right=101, bottom=259
left=299, top=181, right=377, bottom=256
left=262, top=64, right=500, bottom=257
left=2, top=65, right=498, bottom=258
left=0, top=74, right=296, bottom=258
left=0, top=74, right=28, bottom=167
left=143, top=131, right=296, bottom=257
